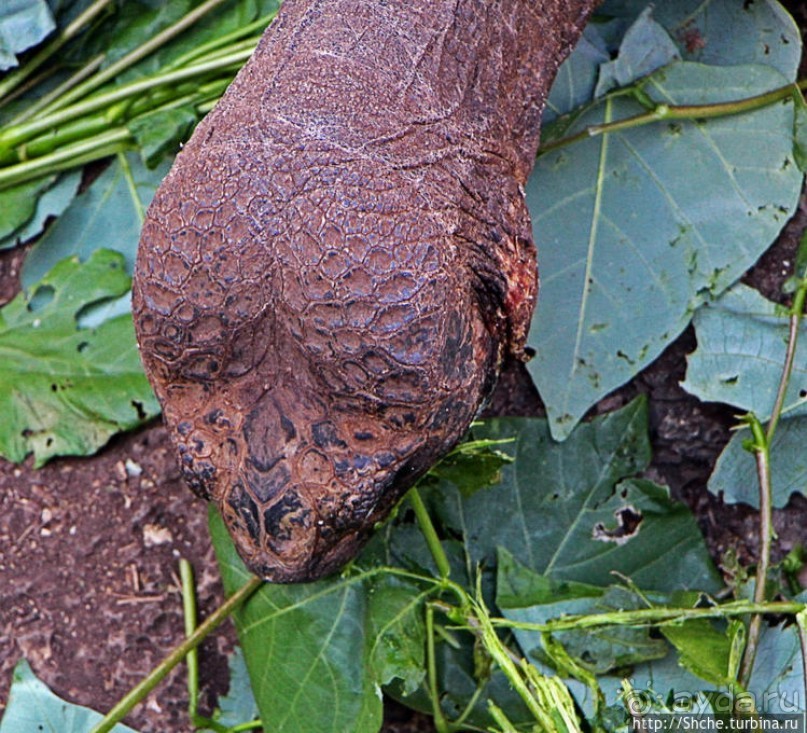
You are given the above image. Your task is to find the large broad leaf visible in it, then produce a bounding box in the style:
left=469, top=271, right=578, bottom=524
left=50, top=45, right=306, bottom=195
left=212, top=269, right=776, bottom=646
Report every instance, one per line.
left=210, top=508, right=430, bottom=733
left=682, top=283, right=807, bottom=420
left=0, top=658, right=138, bottom=733
left=0, top=249, right=160, bottom=466
left=0, top=0, right=55, bottom=71
left=21, top=152, right=171, bottom=289
left=527, top=62, right=802, bottom=439
left=434, top=398, right=721, bottom=592
left=709, top=417, right=807, bottom=509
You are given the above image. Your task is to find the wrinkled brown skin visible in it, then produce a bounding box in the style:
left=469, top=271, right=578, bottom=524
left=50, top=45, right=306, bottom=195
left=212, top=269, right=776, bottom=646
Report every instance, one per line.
left=133, top=0, right=599, bottom=582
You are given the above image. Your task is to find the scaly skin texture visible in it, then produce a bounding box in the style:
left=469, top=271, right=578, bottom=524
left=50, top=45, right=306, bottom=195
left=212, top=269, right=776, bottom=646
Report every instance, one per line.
left=133, top=0, right=599, bottom=582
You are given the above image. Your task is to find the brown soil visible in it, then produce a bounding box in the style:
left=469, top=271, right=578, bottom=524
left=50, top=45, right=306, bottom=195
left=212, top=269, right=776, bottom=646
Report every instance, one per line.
left=2, top=7, right=807, bottom=730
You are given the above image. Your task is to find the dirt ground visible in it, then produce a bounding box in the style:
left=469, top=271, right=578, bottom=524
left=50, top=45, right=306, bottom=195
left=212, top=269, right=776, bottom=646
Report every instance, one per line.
left=2, top=7, right=807, bottom=730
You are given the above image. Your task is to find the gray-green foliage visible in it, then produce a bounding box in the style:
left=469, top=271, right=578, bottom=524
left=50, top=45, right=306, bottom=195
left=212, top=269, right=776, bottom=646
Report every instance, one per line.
left=21, top=153, right=171, bottom=287
left=683, top=284, right=807, bottom=420
left=211, top=399, right=726, bottom=733
left=0, top=659, right=138, bottom=733
left=683, top=283, right=807, bottom=508
left=0, top=0, right=55, bottom=71
left=709, top=419, right=807, bottom=509
left=527, top=1, right=803, bottom=438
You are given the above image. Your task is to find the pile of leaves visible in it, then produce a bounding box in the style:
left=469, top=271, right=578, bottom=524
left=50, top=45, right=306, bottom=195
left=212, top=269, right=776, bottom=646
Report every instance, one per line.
left=0, top=1, right=805, bottom=732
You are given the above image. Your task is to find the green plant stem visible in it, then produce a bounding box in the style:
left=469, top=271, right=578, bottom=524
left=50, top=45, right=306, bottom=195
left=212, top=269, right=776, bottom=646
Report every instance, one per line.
left=738, top=417, right=772, bottom=689
left=737, top=266, right=807, bottom=688
left=166, top=15, right=273, bottom=71
left=0, top=49, right=251, bottom=152
left=797, top=608, right=807, bottom=708
left=180, top=560, right=228, bottom=732
left=90, top=575, right=263, bottom=733
left=0, top=0, right=113, bottom=104
left=41, top=0, right=233, bottom=117
left=0, top=130, right=132, bottom=189
left=409, top=488, right=452, bottom=579
left=472, top=596, right=568, bottom=732
left=426, top=604, right=451, bottom=733
left=766, top=294, right=807, bottom=440
left=478, top=599, right=807, bottom=634
left=227, top=722, right=264, bottom=733
left=12, top=55, right=106, bottom=125
left=540, top=79, right=807, bottom=155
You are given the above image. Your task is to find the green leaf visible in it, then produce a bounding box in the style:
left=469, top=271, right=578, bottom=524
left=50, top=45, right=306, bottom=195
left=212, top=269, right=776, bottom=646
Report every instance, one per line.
left=22, top=152, right=171, bottom=290
left=794, top=91, right=807, bottom=172
left=0, top=171, right=81, bottom=250
left=367, top=575, right=427, bottom=695
left=210, top=508, right=431, bottom=733
left=527, top=62, right=802, bottom=439
left=594, top=7, right=680, bottom=96
left=660, top=620, right=734, bottom=687
left=425, top=437, right=514, bottom=498
left=0, top=0, right=55, bottom=71
left=497, top=551, right=669, bottom=675
left=0, top=175, right=56, bottom=240
left=709, top=417, right=807, bottom=509
left=435, top=398, right=721, bottom=592
left=128, top=106, right=198, bottom=168
left=747, top=592, right=807, bottom=715
left=215, top=647, right=260, bottom=730
left=599, top=0, right=801, bottom=78
left=682, top=283, right=807, bottom=420
left=0, top=249, right=160, bottom=466
left=544, top=24, right=609, bottom=122
left=0, top=657, right=138, bottom=733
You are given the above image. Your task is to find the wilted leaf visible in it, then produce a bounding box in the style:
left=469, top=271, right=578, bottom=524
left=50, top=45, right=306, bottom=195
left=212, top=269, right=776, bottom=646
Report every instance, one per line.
left=210, top=508, right=430, bottom=733
left=0, top=249, right=160, bottom=466
left=0, top=658, right=138, bottom=733
left=0, top=171, right=81, bottom=250
left=527, top=62, right=802, bottom=439
left=682, top=284, right=807, bottom=420
left=0, top=0, right=55, bottom=71
left=594, top=7, right=680, bottom=96
left=0, top=175, right=56, bottom=241
left=709, top=418, right=807, bottom=509
left=599, top=0, right=801, bottom=77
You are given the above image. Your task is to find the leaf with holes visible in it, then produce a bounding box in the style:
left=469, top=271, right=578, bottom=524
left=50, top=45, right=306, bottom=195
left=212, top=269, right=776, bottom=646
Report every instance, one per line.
left=682, top=283, right=807, bottom=420
left=434, top=398, right=721, bottom=592
left=527, top=61, right=802, bottom=439
left=0, top=249, right=160, bottom=466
